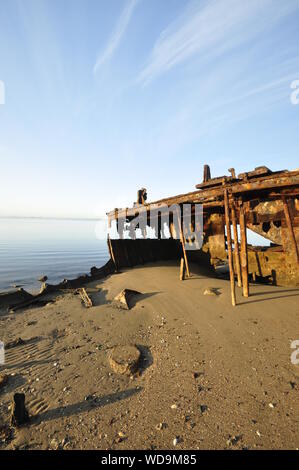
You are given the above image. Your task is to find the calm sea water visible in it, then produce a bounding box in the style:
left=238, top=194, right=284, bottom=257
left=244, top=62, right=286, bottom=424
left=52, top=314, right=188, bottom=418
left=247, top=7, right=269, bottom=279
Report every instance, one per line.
left=0, top=218, right=109, bottom=294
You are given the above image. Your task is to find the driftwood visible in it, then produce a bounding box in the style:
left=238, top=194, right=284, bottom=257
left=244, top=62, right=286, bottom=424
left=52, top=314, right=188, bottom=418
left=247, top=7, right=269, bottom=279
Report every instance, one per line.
left=78, top=288, right=93, bottom=308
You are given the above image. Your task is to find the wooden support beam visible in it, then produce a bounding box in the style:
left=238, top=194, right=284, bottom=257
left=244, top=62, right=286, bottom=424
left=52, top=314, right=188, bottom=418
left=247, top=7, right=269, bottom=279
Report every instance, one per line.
left=282, top=196, right=299, bottom=264
left=177, top=210, right=190, bottom=278
left=224, top=189, right=236, bottom=306
left=239, top=202, right=249, bottom=297
left=107, top=234, right=118, bottom=271
left=231, top=200, right=242, bottom=288
left=180, top=258, right=186, bottom=281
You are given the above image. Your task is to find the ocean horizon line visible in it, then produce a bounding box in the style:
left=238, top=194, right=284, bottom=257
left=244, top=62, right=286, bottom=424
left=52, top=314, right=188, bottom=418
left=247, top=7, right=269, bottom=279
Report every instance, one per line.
left=0, top=215, right=106, bottom=222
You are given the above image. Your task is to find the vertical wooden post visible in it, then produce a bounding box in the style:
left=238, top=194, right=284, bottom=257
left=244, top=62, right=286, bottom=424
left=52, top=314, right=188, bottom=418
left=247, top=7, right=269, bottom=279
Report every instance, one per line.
left=107, top=234, right=118, bottom=272
left=231, top=201, right=242, bottom=288
left=180, top=258, right=186, bottom=281
left=224, top=190, right=236, bottom=307
left=239, top=202, right=249, bottom=297
left=177, top=209, right=190, bottom=278
left=282, top=197, right=299, bottom=265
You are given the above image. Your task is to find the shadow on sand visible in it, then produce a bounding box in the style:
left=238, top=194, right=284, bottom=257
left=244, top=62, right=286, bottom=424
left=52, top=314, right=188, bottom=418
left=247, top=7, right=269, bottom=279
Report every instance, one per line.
left=239, top=289, right=299, bottom=305
left=32, top=387, right=142, bottom=424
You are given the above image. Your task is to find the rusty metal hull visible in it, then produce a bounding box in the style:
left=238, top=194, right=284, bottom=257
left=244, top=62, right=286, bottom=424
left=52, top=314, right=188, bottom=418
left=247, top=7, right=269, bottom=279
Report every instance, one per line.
left=107, top=168, right=299, bottom=287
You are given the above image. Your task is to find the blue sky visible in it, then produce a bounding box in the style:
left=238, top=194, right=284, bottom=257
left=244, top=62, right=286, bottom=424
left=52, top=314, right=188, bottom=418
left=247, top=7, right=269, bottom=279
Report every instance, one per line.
left=0, top=0, right=299, bottom=218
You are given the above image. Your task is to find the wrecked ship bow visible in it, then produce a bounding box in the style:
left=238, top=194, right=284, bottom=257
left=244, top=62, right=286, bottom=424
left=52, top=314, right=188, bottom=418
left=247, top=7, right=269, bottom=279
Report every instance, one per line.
left=107, top=166, right=299, bottom=306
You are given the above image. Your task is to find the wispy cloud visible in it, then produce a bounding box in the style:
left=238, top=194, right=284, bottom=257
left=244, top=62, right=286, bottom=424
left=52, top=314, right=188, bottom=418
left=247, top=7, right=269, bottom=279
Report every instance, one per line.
left=138, top=0, right=299, bottom=85
left=93, top=0, right=139, bottom=74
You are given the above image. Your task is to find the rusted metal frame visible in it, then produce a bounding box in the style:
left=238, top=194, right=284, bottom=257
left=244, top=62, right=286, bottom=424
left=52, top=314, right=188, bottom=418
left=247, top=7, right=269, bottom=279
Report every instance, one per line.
left=107, top=172, right=299, bottom=222
left=224, top=189, right=236, bottom=306
left=230, top=196, right=242, bottom=288
left=282, top=196, right=299, bottom=265
left=239, top=200, right=249, bottom=297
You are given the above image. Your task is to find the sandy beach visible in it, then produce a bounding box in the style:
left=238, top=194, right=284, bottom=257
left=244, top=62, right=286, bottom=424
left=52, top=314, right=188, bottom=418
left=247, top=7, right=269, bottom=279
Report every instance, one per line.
left=1, top=261, right=298, bottom=450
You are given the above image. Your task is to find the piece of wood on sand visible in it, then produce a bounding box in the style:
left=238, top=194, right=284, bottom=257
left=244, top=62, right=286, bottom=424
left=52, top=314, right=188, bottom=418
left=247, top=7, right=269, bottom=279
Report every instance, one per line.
left=231, top=199, right=242, bottom=287
left=282, top=196, right=299, bottom=265
left=239, top=201, right=249, bottom=297
left=78, top=287, right=93, bottom=308
left=180, top=257, right=186, bottom=281
left=224, top=189, right=236, bottom=306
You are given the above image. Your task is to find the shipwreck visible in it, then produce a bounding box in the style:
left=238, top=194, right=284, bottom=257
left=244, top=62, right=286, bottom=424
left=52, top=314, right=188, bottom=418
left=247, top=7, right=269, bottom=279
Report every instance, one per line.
left=107, top=165, right=299, bottom=305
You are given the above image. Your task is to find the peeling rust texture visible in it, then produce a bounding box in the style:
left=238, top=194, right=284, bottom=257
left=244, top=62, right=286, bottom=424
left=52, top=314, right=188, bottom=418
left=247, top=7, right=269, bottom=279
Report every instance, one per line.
left=107, top=167, right=299, bottom=286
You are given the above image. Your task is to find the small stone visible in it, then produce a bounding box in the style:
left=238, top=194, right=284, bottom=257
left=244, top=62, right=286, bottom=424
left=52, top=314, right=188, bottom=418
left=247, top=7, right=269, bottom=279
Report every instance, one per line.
left=171, top=404, right=178, bottom=410
left=173, top=437, right=181, bottom=446
left=269, top=403, right=275, bottom=408
left=199, top=405, right=208, bottom=414
left=112, top=289, right=141, bottom=310
left=156, top=422, right=167, bottom=431
left=50, top=438, right=59, bottom=450
left=256, top=430, right=261, bottom=437
left=84, top=395, right=94, bottom=401
left=61, top=437, right=69, bottom=448
left=226, top=435, right=242, bottom=446
left=0, top=374, right=8, bottom=389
